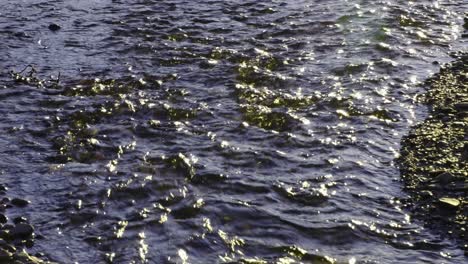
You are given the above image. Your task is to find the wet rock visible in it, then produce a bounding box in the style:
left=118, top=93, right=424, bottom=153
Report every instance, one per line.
left=454, top=102, right=468, bottom=112
left=11, top=198, right=30, bottom=207
left=0, top=248, right=13, bottom=262
left=433, top=172, right=456, bottom=184
left=24, top=239, right=34, bottom=248
left=0, top=239, right=15, bottom=253
left=0, top=215, right=7, bottom=224
left=438, top=197, right=461, bottom=208
left=13, top=217, right=27, bottom=225
left=48, top=23, right=61, bottom=31
left=0, top=230, right=11, bottom=241
left=14, top=250, right=43, bottom=264
left=2, top=224, right=13, bottom=231
left=420, top=190, right=433, bottom=198
left=11, top=224, right=34, bottom=239
left=13, top=31, right=31, bottom=39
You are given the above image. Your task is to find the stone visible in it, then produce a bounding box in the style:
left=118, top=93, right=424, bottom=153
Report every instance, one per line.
left=2, top=224, right=13, bottom=231
left=13, top=250, right=43, bottom=264
left=11, top=224, right=34, bottom=239
left=0, top=230, right=11, bottom=241
left=438, top=197, right=460, bottom=208
left=11, top=198, right=29, bottom=207
left=0, top=214, right=7, bottom=224
left=460, top=144, right=468, bottom=161
left=12, top=217, right=27, bottom=225
left=433, top=172, right=456, bottom=184
left=25, top=239, right=34, bottom=248
left=0, top=248, right=13, bottom=262
left=0, top=239, right=15, bottom=252
left=420, top=190, right=433, bottom=198
left=48, top=23, right=61, bottom=31
left=454, top=102, right=468, bottom=112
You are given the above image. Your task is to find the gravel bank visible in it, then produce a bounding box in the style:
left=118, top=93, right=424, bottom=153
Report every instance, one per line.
left=399, top=52, right=467, bottom=253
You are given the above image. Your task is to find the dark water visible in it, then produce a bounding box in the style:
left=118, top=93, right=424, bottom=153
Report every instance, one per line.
left=0, top=0, right=466, bottom=263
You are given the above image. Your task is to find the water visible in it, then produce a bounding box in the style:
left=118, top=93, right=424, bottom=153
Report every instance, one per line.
left=0, top=0, right=466, bottom=263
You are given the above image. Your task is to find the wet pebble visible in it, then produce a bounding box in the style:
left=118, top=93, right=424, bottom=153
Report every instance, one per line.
left=0, top=230, right=11, bottom=241
left=48, top=23, right=61, bottom=31
left=433, top=172, right=456, bottom=184
left=11, top=198, right=29, bottom=207
left=0, top=239, right=15, bottom=253
left=13, top=250, right=43, bottom=264
left=13, top=217, right=27, bottom=225
left=11, top=223, right=34, bottom=239
left=454, top=102, right=468, bottom=112
left=460, top=145, right=468, bottom=161
left=0, top=248, right=13, bottom=261
left=438, top=197, right=461, bottom=208
left=0, top=214, right=7, bottom=224
left=25, top=239, right=34, bottom=248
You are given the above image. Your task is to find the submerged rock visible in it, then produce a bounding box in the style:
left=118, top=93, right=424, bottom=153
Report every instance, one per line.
left=0, top=214, right=7, bottom=224
left=0, top=248, right=13, bottom=261
left=11, top=198, right=30, bottom=207
left=48, top=23, right=61, bottom=31
left=11, top=223, right=34, bottom=239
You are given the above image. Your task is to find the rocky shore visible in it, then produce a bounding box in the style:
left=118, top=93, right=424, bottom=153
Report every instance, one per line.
left=399, top=52, right=467, bottom=252
left=0, top=184, right=49, bottom=263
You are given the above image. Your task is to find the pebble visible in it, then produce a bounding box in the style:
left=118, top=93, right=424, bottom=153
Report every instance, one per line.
left=11, top=223, right=34, bottom=239
left=0, top=248, right=13, bottom=261
left=16, top=250, right=43, bottom=263
left=0, top=230, right=11, bottom=241
left=438, top=197, right=460, bottom=208
left=420, top=190, right=433, bottom=198
left=0, top=214, right=7, bottom=224
left=13, top=216, right=27, bottom=225
left=433, top=172, right=456, bottom=184
left=25, top=239, right=34, bottom=248
left=0, top=194, right=42, bottom=262
left=461, top=145, right=468, bottom=161
left=454, top=102, right=468, bottom=112
left=11, top=198, right=30, bottom=207
left=0, top=239, right=15, bottom=252
left=48, top=23, right=61, bottom=31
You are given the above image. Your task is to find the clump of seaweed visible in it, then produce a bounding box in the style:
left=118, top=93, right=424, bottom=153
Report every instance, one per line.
left=9, top=65, right=60, bottom=89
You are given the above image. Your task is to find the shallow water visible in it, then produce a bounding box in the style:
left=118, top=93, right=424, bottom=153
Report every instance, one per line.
left=0, top=0, right=466, bottom=263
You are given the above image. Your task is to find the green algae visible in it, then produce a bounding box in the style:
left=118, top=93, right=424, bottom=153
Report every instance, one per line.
left=240, top=105, right=292, bottom=131
left=232, top=51, right=316, bottom=131
left=8, top=69, right=187, bottom=164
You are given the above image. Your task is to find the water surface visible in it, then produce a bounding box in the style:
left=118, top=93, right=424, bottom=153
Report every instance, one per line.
left=0, top=0, right=467, bottom=263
